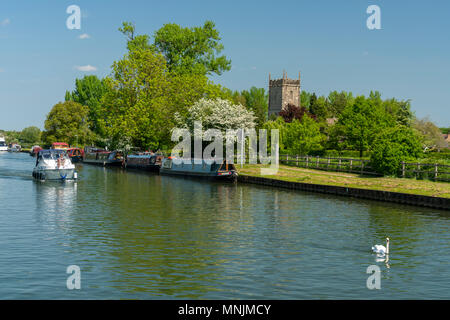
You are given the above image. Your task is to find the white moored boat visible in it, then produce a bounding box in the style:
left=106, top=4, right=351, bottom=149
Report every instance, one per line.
left=0, top=137, right=7, bottom=152
left=32, top=149, right=78, bottom=181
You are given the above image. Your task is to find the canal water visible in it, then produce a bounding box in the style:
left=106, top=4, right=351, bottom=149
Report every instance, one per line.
left=0, top=152, right=449, bottom=299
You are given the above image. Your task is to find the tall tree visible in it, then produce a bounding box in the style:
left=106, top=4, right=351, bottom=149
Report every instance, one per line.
left=20, top=126, right=41, bottom=144
left=333, top=96, right=394, bottom=157
left=153, top=20, right=231, bottom=76
left=241, top=87, right=268, bottom=128
left=67, top=75, right=108, bottom=135
left=42, top=101, right=94, bottom=146
left=100, top=46, right=228, bottom=150
left=309, top=93, right=329, bottom=121
left=327, top=91, right=354, bottom=118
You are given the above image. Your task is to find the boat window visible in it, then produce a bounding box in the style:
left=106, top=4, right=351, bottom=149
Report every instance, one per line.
left=0, top=142, right=5, bottom=147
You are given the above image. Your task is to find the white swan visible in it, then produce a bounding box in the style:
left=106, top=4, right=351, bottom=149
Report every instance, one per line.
left=372, top=237, right=389, bottom=255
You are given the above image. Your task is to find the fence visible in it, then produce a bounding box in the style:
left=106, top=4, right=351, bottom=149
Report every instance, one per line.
left=279, top=155, right=450, bottom=182
left=401, top=162, right=450, bottom=182
left=280, top=155, right=379, bottom=176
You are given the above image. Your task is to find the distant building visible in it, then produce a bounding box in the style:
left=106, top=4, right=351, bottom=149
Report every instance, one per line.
left=268, top=71, right=301, bottom=117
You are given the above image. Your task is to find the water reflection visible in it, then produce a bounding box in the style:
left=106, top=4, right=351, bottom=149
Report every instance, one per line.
left=1, top=153, right=449, bottom=299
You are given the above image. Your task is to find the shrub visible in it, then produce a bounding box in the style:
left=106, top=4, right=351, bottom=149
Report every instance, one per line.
left=370, top=126, right=422, bottom=176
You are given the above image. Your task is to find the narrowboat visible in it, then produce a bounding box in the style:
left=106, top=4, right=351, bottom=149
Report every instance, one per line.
left=0, top=137, right=7, bottom=152
left=126, top=152, right=163, bottom=172
left=67, top=148, right=84, bottom=163
left=83, top=147, right=124, bottom=166
left=32, top=149, right=77, bottom=181
left=51, top=142, right=70, bottom=151
left=159, top=158, right=238, bottom=181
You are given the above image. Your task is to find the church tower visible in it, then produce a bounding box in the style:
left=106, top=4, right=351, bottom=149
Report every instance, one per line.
left=268, top=71, right=301, bottom=117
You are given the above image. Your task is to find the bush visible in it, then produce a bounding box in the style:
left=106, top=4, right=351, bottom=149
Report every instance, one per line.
left=370, top=126, right=422, bottom=176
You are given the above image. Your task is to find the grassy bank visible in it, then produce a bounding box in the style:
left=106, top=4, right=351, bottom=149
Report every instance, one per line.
left=238, top=164, right=450, bottom=198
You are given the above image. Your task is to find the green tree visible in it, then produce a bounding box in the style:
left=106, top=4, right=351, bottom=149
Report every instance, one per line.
left=309, top=93, right=329, bottom=121
left=153, top=20, right=231, bottom=76
left=66, top=75, right=108, bottom=135
left=328, top=91, right=354, bottom=118
left=333, top=96, right=394, bottom=157
left=42, top=101, right=94, bottom=146
left=118, top=21, right=152, bottom=52
left=100, top=46, right=227, bottom=150
left=371, top=126, right=422, bottom=176
left=300, top=91, right=312, bottom=109
left=241, top=87, right=268, bottom=128
left=283, top=116, right=325, bottom=155
left=20, top=126, right=41, bottom=145
left=383, top=98, right=414, bottom=126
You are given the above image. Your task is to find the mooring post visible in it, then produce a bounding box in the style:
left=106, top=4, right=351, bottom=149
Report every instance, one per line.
left=435, top=163, right=438, bottom=181
left=402, top=161, right=405, bottom=178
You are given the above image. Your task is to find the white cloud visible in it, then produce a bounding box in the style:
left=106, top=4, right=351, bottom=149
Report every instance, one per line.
left=78, top=33, right=90, bottom=39
left=75, top=65, right=97, bottom=72
left=1, top=18, right=10, bottom=26
left=0, top=68, right=4, bottom=72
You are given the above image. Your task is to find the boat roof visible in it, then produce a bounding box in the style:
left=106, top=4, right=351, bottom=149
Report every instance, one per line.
left=52, top=142, right=69, bottom=145
left=38, top=149, right=67, bottom=155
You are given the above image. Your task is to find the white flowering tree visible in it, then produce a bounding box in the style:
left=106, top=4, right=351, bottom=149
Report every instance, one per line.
left=175, top=98, right=256, bottom=132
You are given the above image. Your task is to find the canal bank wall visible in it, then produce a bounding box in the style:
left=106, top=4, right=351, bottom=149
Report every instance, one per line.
left=238, top=175, right=450, bottom=210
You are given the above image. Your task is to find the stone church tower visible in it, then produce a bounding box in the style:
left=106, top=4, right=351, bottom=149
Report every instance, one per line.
left=268, top=71, right=301, bottom=117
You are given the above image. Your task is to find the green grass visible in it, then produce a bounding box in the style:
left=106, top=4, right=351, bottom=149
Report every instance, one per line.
left=238, top=164, right=450, bottom=198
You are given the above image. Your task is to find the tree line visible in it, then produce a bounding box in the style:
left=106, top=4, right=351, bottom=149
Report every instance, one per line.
left=33, top=19, right=448, bottom=176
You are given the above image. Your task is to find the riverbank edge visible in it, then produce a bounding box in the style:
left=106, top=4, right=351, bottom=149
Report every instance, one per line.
left=238, top=174, right=450, bottom=210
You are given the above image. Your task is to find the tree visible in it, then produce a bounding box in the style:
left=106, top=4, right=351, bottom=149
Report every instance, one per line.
left=279, top=103, right=315, bottom=123
left=20, top=126, right=41, bottom=144
left=241, top=87, right=268, bottom=128
left=118, top=21, right=152, bottom=52
left=175, top=98, right=255, bottom=133
left=100, top=46, right=228, bottom=150
left=309, top=93, right=329, bottom=121
left=333, top=96, right=394, bottom=157
left=42, top=101, right=94, bottom=146
left=383, top=98, right=414, bottom=126
left=413, top=117, right=447, bottom=151
left=153, top=21, right=231, bottom=76
left=328, top=91, right=354, bottom=118
left=283, top=116, right=325, bottom=155
left=66, top=75, right=108, bottom=135
left=371, top=126, right=422, bottom=176
left=300, top=91, right=312, bottom=109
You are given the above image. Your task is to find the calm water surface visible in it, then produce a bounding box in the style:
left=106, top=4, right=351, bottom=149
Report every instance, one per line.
left=0, top=152, right=449, bottom=299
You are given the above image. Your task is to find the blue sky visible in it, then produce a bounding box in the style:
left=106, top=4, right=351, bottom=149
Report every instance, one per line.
left=0, top=0, right=449, bottom=130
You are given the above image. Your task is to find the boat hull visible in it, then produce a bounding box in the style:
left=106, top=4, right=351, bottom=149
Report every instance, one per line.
left=82, top=159, right=123, bottom=166
left=32, top=168, right=77, bottom=181
left=160, top=168, right=237, bottom=181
